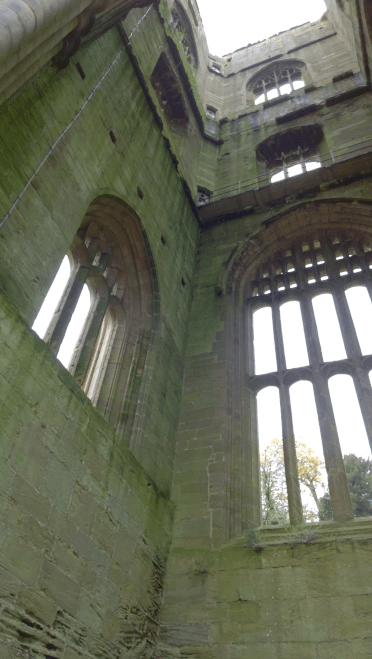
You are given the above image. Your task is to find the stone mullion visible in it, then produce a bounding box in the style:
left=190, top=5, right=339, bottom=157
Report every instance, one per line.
left=353, top=369, right=372, bottom=454
left=332, top=284, right=362, bottom=359
left=245, top=302, right=262, bottom=528
left=244, top=388, right=262, bottom=529
left=72, top=292, right=110, bottom=385
left=331, top=284, right=372, bottom=449
left=247, top=304, right=255, bottom=377
left=312, top=372, right=354, bottom=522
left=272, top=300, right=303, bottom=524
left=48, top=266, right=90, bottom=355
left=272, top=301, right=286, bottom=372
left=279, top=383, right=304, bottom=525
left=299, top=292, right=354, bottom=522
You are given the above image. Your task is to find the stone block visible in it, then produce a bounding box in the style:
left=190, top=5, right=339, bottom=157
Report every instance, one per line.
left=228, top=600, right=261, bottom=624
left=11, top=475, right=50, bottom=523
left=16, top=586, right=58, bottom=626
left=229, top=642, right=279, bottom=659
left=38, top=560, right=81, bottom=615
left=67, top=484, right=99, bottom=535
left=278, top=642, right=316, bottom=659
left=72, top=529, right=110, bottom=571
left=41, top=453, right=75, bottom=512
left=161, top=624, right=210, bottom=648
left=1, top=533, right=43, bottom=587
left=316, top=640, right=354, bottom=658
left=207, top=571, right=239, bottom=603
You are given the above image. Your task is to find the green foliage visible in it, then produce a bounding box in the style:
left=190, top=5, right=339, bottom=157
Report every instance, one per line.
left=344, top=454, right=372, bottom=517
left=319, top=492, right=333, bottom=521
left=261, top=439, right=289, bottom=525
left=319, top=454, right=372, bottom=520
left=261, top=438, right=325, bottom=524
left=246, top=529, right=264, bottom=552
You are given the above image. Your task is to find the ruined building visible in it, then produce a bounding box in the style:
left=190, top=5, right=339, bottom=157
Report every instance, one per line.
left=1, top=0, right=372, bottom=656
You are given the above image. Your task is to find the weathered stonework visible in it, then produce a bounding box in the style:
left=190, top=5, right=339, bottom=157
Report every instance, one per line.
left=1, top=0, right=372, bottom=657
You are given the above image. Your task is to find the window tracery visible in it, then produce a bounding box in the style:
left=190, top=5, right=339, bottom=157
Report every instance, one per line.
left=171, top=1, right=198, bottom=68
left=150, top=52, right=189, bottom=128
left=248, top=61, right=306, bottom=105
left=32, top=196, right=159, bottom=443
left=247, top=231, right=372, bottom=525
left=257, top=125, right=323, bottom=183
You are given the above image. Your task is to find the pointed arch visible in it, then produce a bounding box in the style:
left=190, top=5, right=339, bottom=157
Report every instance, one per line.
left=33, top=194, right=160, bottom=450
left=221, top=200, right=372, bottom=535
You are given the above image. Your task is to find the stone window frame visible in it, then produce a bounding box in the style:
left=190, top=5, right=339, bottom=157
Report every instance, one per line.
left=222, top=202, right=372, bottom=539
left=211, top=63, right=221, bottom=74
left=247, top=231, right=372, bottom=525
left=171, top=1, right=198, bottom=68
left=256, top=125, right=325, bottom=184
left=247, top=60, right=307, bottom=106
left=34, top=195, right=160, bottom=445
left=206, top=106, right=217, bottom=119
left=150, top=52, right=189, bottom=129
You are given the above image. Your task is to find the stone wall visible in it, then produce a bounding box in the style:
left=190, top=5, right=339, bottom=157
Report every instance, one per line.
left=202, top=16, right=360, bottom=120
left=0, top=24, right=200, bottom=492
left=0, top=290, right=174, bottom=658
left=0, top=13, right=200, bottom=658
left=159, top=522, right=372, bottom=658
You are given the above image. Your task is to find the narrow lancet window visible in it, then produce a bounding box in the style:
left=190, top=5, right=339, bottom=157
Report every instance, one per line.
left=312, top=293, right=346, bottom=362
left=329, top=374, right=371, bottom=459
left=280, top=301, right=309, bottom=368
left=345, top=286, right=372, bottom=355
left=57, top=284, right=91, bottom=368
left=290, top=381, right=326, bottom=520
left=253, top=306, right=277, bottom=374
left=32, top=256, right=70, bottom=339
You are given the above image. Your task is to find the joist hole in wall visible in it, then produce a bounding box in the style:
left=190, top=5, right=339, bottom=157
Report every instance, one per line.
left=76, top=62, right=86, bottom=80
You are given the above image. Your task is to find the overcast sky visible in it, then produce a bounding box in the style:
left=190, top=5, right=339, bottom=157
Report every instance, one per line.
left=196, top=0, right=327, bottom=56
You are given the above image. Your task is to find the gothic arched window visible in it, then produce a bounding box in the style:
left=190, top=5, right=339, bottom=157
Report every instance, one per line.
left=256, top=125, right=324, bottom=183
left=247, top=61, right=306, bottom=106
left=171, top=1, right=198, bottom=68
left=150, top=52, right=189, bottom=129
left=32, top=196, right=159, bottom=442
left=247, top=231, right=372, bottom=525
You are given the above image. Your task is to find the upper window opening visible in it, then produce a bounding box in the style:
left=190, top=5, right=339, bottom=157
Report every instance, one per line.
left=248, top=62, right=306, bottom=106
left=257, top=125, right=323, bottom=184
left=206, top=106, right=217, bottom=119
left=32, top=255, right=71, bottom=340
left=150, top=53, right=189, bottom=128
left=171, top=2, right=198, bottom=68
left=57, top=284, right=91, bottom=369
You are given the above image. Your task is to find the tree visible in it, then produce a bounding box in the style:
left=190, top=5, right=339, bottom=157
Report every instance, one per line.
left=296, top=441, right=325, bottom=515
left=344, top=454, right=372, bottom=516
left=319, top=454, right=372, bottom=520
left=261, top=437, right=325, bottom=524
left=261, top=438, right=288, bottom=525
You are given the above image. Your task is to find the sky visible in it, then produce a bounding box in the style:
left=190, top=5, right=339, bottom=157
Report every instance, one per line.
left=196, top=0, right=327, bottom=56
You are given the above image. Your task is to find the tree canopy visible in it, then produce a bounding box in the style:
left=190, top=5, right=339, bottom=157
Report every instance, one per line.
left=319, top=454, right=372, bottom=520
left=260, top=437, right=325, bottom=524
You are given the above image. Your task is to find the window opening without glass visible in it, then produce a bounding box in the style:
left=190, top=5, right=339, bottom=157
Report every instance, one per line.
left=251, top=64, right=305, bottom=105
left=248, top=231, right=372, bottom=525
left=257, top=125, right=324, bottom=185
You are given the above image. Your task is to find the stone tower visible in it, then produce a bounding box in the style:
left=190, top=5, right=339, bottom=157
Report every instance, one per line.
left=1, top=0, right=372, bottom=657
